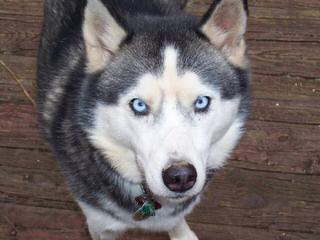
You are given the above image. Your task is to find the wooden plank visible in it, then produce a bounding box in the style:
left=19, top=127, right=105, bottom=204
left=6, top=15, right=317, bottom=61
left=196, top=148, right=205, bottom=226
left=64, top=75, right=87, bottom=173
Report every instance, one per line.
left=253, top=74, right=320, bottom=101
left=123, top=222, right=320, bottom=240
left=5, top=58, right=318, bottom=127
left=0, top=147, right=56, bottom=171
left=233, top=120, right=320, bottom=175
left=1, top=154, right=320, bottom=234
left=0, top=0, right=42, bottom=57
left=1, top=54, right=320, bottom=127
left=0, top=18, right=41, bottom=57
left=239, top=121, right=320, bottom=154
left=0, top=203, right=85, bottom=230
left=0, top=203, right=88, bottom=240
left=0, top=140, right=318, bottom=213
left=187, top=0, right=320, bottom=15
left=187, top=0, right=320, bottom=43
left=1, top=202, right=319, bottom=240
left=0, top=104, right=45, bottom=149
left=0, top=165, right=74, bottom=203
left=0, top=0, right=320, bottom=239
left=1, top=102, right=319, bottom=175
left=246, top=0, right=320, bottom=43
left=1, top=201, right=319, bottom=240
left=248, top=41, right=320, bottom=79
left=251, top=98, right=320, bottom=125
left=0, top=104, right=319, bottom=175
left=251, top=74, right=320, bottom=125
left=189, top=223, right=319, bottom=240
left=189, top=167, right=320, bottom=234
left=0, top=55, right=36, bottom=104
left=0, top=0, right=319, bottom=58
left=0, top=0, right=42, bottom=16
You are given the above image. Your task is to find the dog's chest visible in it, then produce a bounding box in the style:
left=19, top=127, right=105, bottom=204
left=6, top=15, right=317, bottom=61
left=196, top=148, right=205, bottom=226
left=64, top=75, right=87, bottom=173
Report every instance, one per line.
left=78, top=196, right=200, bottom=232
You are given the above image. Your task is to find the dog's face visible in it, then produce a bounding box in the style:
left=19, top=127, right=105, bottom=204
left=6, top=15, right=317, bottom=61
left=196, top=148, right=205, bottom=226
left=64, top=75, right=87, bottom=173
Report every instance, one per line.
left=83, top=0, right=249, bottom=200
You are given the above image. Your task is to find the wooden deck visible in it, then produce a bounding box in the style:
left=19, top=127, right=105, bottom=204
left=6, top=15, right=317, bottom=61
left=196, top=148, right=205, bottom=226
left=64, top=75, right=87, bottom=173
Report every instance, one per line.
left=0, top=0, right=320, bottom=239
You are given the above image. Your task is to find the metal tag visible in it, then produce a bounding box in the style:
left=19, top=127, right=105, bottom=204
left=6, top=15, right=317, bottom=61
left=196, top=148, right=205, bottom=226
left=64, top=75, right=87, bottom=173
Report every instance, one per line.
left=133, top=195, right=161, bottom=221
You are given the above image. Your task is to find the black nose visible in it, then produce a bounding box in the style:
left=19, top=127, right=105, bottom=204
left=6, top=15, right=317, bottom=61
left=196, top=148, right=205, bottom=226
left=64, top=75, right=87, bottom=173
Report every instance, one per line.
left=162, top=162, right=197, bottom=193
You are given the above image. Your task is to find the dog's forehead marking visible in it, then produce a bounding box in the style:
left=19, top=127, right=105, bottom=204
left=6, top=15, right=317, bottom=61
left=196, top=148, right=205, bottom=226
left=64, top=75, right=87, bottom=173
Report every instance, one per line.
left=130, top=46, right=212, bottom=111
left=162, top=46, right=179, bottom=95
left=158, top=46, right=210, bottom=106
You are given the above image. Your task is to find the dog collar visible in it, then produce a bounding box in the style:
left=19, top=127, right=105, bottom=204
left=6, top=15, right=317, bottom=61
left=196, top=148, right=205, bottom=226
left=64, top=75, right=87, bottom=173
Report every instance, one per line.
left=133, top=185, right=161, bottom=221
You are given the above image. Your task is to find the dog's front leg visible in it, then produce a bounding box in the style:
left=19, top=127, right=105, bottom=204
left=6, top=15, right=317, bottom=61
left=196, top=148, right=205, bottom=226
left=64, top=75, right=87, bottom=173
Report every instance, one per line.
left=88, top=224, right=120, bottom=240
left=168, top=219, right=198, bottom=240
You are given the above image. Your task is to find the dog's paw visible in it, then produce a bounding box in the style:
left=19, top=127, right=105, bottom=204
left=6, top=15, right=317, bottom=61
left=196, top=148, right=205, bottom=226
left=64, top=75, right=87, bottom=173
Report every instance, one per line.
left=169, top=219, right=199, bottom=240
left=170, top=230, right=199, bottom=240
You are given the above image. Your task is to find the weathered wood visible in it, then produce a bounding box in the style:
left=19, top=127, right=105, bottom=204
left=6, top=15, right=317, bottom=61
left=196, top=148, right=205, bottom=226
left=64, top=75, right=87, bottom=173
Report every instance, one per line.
left=0, top=0, right=42, bottom=57
left=0, top=165, right=73, bottom=203
left=5, top=60, right=320, bottom=126
left=1, top=202, right=320, bottom=240
left=124, top=223, right=320, bottom=240
left=248, top=41, right=320, bottom=79
left=1, top=156, right=320, bottom=233
left=1, top=0, right=320, bottom=57
left=233, top=121, right=320, bottom=175
left=251, top=75, right=320, bottom=125
left=190, top=167, right=320, bottom=233
left=1, top=103, right=319, bottom=175
left=187, top=0, right=320, bottom=43
left=0, top=0, right=320, bottom=239
left=0, top=104, right=45, bottom=149
left=0, top=55, right=36, bottom=104
left=0, top=203, right=89, bottom=240
left=0, top=147, right=55, bottom=171
left=2, top=56, right=320, bottom=125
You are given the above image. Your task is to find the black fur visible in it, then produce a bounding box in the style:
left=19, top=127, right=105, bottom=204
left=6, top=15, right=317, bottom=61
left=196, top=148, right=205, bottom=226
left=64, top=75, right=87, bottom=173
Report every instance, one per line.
left=38, top=0, right=250, bottom=228
left=200, top=0, right=249, bottom=27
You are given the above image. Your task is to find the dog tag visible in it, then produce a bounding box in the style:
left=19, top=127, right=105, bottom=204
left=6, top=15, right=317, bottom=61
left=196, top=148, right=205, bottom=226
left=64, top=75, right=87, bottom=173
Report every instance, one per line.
left=133, top=195, right=161, bottom=221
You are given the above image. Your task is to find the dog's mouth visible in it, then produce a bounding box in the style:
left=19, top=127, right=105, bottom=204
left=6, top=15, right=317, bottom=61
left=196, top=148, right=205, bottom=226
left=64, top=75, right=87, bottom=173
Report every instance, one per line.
left=153, top=190, right=201, bottom=204
left=168, top=195, right=188, bottom=200
left=141, top=182, right=198, bottom=204
left=167, top=195, right=192, bottom=202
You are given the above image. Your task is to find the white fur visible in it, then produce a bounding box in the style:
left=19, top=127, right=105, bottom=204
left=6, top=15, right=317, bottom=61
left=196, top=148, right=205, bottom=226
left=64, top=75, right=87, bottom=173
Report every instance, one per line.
left=79, top=196, right=200, bottom=239
left=88, top=46, right=242, bottom=198
left=208, top=117, right=245, bottom=169
left=169, top=219, right=198, bottom=240
left=83, top=0, right=127, bottom=72
left=79, top=201, right=127, bottom=240
left=86, top=42, right=245, bottom=240
left=201, top=0, right=248, bottom=68
left=89, top=103, right=143, bottom=183
left=45, top=1, right=248, bottom=240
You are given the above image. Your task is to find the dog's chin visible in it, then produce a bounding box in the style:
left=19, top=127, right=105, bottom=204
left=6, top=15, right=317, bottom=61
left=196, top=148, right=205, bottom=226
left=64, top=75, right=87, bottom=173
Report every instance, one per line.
left=166, top=195, right=192, bottom=203
left=153, top=192, right=199, bottom=205
left=145, top=182, right=204, bottom=205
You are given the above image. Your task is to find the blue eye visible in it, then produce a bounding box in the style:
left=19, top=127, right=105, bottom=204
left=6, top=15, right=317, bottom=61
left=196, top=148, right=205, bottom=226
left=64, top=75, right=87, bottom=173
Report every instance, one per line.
left=130, top=98, right=149, bottom=115
left=194, top=96, right=211, bottom=112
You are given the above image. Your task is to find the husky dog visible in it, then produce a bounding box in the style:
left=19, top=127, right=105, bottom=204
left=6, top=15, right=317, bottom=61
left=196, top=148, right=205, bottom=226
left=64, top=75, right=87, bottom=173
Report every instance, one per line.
left=38, top=0, right=250, bottom=239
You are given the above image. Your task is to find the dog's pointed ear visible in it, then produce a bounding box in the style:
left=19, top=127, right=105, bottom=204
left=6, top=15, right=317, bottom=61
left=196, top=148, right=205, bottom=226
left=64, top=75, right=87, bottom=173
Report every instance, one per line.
left=83, top=0, right=127, bottom=72
left=199, top=0, right=248, bottom=68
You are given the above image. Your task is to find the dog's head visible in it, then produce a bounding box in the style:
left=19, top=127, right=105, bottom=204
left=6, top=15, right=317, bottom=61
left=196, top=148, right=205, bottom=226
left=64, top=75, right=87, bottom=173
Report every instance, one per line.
left=82, top=0, right=250, bottom=200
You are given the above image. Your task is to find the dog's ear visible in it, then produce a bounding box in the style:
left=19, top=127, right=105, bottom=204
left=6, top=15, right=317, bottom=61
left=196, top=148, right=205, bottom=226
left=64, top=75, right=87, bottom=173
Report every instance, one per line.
left=199, top=0, right=248, bottom=68
left=83, top=0, right=127, bottom=72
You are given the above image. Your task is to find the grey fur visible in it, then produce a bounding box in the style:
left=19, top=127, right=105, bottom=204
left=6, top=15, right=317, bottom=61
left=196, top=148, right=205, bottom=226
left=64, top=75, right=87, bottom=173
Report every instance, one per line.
left=38, top=0, right=250, bottom=238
